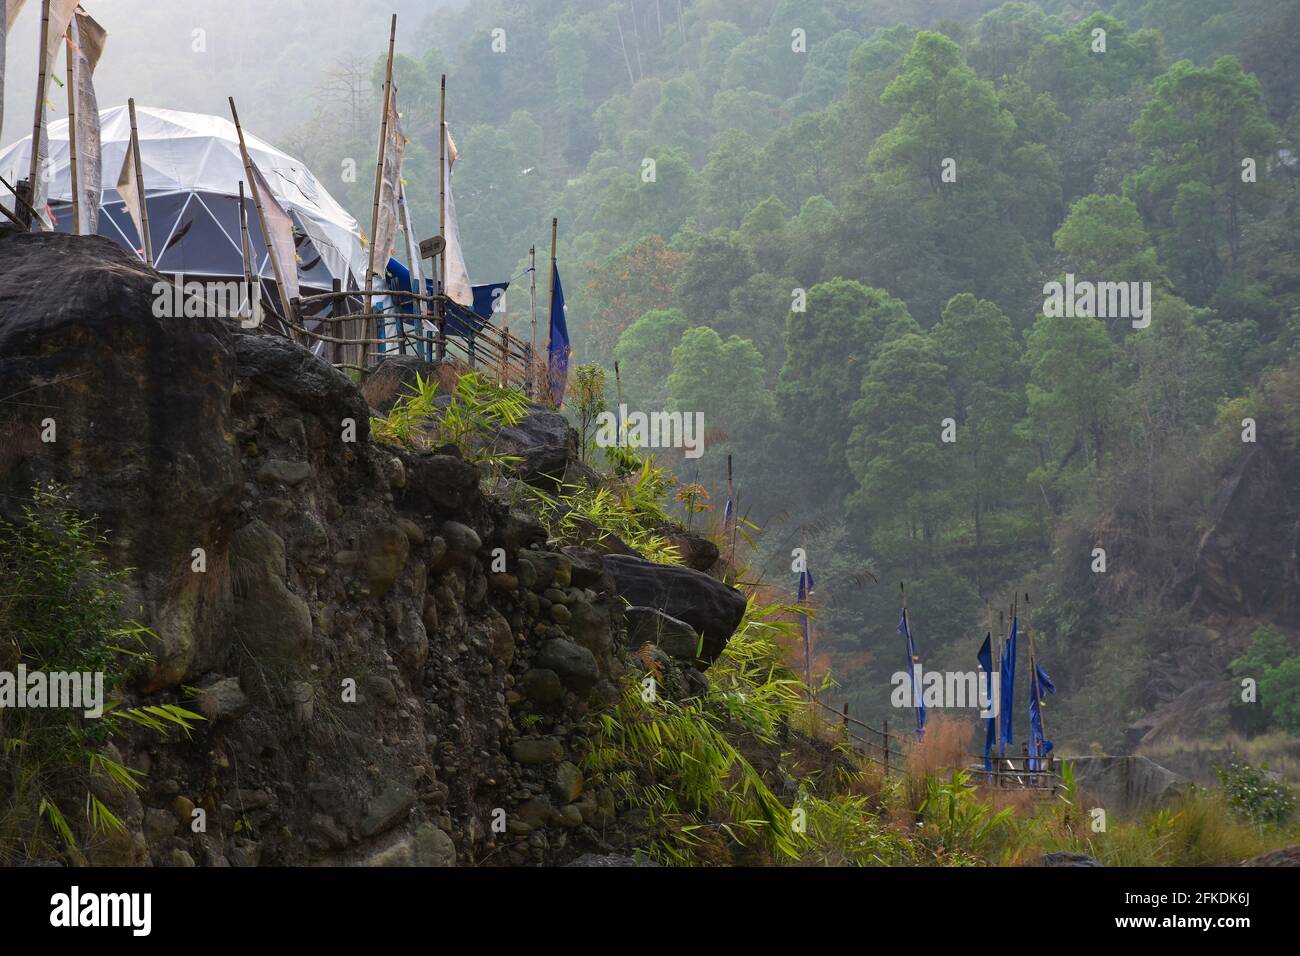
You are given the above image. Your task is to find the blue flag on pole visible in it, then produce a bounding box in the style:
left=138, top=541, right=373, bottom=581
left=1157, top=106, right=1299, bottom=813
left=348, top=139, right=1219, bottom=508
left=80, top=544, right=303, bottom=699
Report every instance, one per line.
left=977, top=633, right=994, bottom=771
left=899, top=609, right=926, bottom=737
left=547, top=263, right=570, bottom=407
left=797, top=563, right=814, bottom=686
left=471, top=282, right=510, bottom=323
left=999, top=615, right=1017, bottom=754
left=1028, top=661, right=1055, bottom=770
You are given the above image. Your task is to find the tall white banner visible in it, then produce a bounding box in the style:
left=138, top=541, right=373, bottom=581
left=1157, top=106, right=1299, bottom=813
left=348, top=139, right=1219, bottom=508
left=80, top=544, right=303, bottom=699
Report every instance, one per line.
left=67, top=7, right=106, bottom=234
left=442, top=124, right=472, bottom=306
left=30, top=0, right=79, bottom=228
left=1, top=1, right=31, bottom=149
left=370, top=86, right=406, bottom=278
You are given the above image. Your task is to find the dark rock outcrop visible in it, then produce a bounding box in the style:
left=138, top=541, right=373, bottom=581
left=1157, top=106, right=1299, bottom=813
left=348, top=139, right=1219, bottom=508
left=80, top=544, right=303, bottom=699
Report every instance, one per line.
left=1241, top=845, right=1300, bottom=866
left=491, top=406, right=577, bottom=488
left=1026, top=852, right=1102, bottom=867
left=624, top=606, right=702, bottom=662
left=603, top=554, right=747, bottom=664
left=0, top=233, right=240, bottom=687
left=1068, top=755, right=1189, bottom=816
left=1190, top=443, right=1300, bottom=624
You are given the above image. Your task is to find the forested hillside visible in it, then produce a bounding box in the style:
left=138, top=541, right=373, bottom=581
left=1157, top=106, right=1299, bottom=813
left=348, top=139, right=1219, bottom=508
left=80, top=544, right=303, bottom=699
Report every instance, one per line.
left=274, top=0, right=1300, bottom=750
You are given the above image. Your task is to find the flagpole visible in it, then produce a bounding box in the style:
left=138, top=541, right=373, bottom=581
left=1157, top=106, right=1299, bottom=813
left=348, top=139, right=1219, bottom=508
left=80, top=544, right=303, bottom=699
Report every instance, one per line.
left=726, top=453, right=736, bottom=570
left=547, top=216, right=558, bottom=405
left=64, top=24, right=80, bottom=235
left=528, top=244, right=537, bottom=393
left=900, top=581, right=920, bottom=734
left=238, top=179, right=254, bottom=319
left=229, top=98, right=289, bottom=323
left=366, top=13, right=397, bottom=308
left=127, top=99, right=153, bottom=267
left=1025, top=592, right=1046, bottom=762
left=998, top=607, right=1006, bottom=761
left=802, top=535, right=812, bottom=706
left=27, top=0, right=53, bottom=230
left=437, top=73, right=446, bottom=362
left=438, top=75, right=446, bottom=295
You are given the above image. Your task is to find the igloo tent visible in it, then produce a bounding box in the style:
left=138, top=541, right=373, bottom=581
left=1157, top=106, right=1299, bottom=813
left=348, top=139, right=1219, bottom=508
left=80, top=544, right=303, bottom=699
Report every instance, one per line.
left=0, top=105, right=366, bottom=295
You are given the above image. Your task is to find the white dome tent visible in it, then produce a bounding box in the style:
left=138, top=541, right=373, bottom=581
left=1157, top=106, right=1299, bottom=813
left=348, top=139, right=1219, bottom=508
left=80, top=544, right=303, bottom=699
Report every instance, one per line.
left=0, top=105, right=366, bottom=298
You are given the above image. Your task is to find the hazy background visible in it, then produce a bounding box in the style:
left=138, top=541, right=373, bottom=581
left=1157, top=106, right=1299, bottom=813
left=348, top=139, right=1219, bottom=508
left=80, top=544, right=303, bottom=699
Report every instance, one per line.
left=1, top=0, right=464, bottom=145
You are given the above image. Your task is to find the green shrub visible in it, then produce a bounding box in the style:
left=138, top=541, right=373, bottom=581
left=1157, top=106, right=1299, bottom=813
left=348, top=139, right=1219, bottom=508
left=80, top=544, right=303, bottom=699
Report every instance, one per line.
left=0, top=485, right=200, bottom=859
left=371, top=370, right=528, bottom=466
left=1216, top=760, right=1296, bottom=827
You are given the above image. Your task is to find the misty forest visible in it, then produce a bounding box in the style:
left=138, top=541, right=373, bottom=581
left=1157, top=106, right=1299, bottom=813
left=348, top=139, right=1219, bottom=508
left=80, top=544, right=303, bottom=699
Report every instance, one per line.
left=1, top=0, right=1299, bottom=870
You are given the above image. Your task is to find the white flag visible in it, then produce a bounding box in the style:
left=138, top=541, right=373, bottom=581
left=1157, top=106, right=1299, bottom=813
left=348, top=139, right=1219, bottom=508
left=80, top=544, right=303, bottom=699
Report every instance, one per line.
left=442, top=124, right=472, bottom=306
left=399, top=180, right=424, bottom=296
left=67, top=7, right=106, bottom=235
left=370, top=86, right=406, bottom=279
left=249, top=159, right=300, bottom=317
left=1, top=0, right=31, bottom=150
left=29, top=0, right=79, bottom=228
left=114, top=128, right=146, bottom=257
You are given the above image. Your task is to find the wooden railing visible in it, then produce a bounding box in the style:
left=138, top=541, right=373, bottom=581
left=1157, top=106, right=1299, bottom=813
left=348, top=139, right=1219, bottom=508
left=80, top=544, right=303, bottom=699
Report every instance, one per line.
left=284, top=278, right=541, bottom=396
left=811, top=698, right=1063, bottom=794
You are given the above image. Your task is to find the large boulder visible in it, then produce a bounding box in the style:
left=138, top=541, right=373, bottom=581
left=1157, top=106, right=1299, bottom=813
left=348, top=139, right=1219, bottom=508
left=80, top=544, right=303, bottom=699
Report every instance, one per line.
left=361, top=355, right=428, bottom=414
left=624, top=606, right=701, bottom=662
left=490, top=406, right=577, bottom=488
left=1067, top=755, right=1190, bottom=816
left=0, top=233, right=241, bottom=687
left=603, top=554, right=747, bottom=664
left=233, top=332, right=370, bottom=441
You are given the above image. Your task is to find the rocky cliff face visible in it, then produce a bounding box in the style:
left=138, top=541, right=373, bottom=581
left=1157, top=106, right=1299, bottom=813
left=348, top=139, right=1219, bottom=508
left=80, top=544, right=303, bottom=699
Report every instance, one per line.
left=0, top=233, right=745, bottom=866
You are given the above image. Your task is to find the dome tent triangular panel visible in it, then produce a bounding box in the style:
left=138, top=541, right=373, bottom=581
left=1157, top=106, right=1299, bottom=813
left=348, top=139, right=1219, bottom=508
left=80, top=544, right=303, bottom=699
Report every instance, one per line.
left=0, top=105, right=365, bottom=291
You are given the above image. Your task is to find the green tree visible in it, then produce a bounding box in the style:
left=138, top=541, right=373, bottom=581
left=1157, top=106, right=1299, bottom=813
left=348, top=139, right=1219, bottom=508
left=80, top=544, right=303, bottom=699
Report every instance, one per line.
left=932, top=294, right=1027, bottom=588
left=846, top=333, right=957, bottom=566
left=1023, top=309, right=1122, bottom=490
left=1127, top=56, right=1277, bottom=302
left=668, top=326, right=775, bottom=441
left=1054, top=194, right=1162, bottom=283
left=615, top=308, right=690, bottom=410
left=777, top=280, right=918, bottom=496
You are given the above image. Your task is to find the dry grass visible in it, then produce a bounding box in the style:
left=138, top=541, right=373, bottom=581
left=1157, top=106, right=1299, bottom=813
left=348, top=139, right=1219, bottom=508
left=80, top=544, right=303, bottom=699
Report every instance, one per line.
left=903, top=714, right=976, bottom=812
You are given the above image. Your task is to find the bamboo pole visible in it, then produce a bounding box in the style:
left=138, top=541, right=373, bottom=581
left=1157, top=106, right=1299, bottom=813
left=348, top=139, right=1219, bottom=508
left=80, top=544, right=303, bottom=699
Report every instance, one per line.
left=528, top=244, right=537, bottom=395
left=26, top=0, right=53, bottom=229
left=998, top=608, right=1006, bottom=761
left=64, top=24, right=80, bottom=235
left=366, top=13, right=397, bottom=303
left=1025, top=592, right=1047, bottom=770
left=228, top=98, right=288, bottom=322
left=547, top=216, right=558, bottom=405
left=128, top=99, right=153, bottom=267
left=436, top=73, right=447, bottom=362
left=728, top=454, right=739, bottom=573
left=802, top=537, right=812, bottom=702
left=238, top=179, right=255, bottom=321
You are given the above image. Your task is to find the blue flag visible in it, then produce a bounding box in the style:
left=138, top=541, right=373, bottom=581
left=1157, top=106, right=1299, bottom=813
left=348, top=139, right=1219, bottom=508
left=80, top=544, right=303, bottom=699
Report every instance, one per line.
left=547, top=263, right=570, bottom=406
left=899, top=609, right=926, bottom=737
left=797, top=563, right=814, bottom=685
left=977, top=633, right=994, bottom=771
left=471, top=282, right=510, bottom=324
left=1028, top=661, right=1055, bottom=770
left=999, top=615, right=1017, bottom=754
